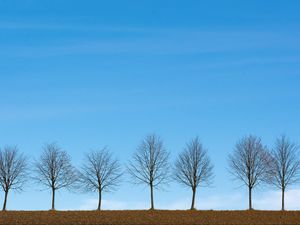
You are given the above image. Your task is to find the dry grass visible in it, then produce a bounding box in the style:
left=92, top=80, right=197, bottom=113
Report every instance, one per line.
left=1, top=210, right=300, bottom=225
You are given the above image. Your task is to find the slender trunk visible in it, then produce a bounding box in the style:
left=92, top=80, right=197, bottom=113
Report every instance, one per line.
left=97, top=189, right=102, bottom=211
left=51, top=187, right=55, bottom=210
left=248, top=186, right=252, bottom=210
left=191, top=187, right=196, bottom=210
left=2, top=190, right=8, bottom=211
left=150, top=182, right=154, bottom=210
left=282, top=187, right=285, bottom=211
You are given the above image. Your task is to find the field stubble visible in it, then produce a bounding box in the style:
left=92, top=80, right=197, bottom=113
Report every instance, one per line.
left=1, top=210, right=300, bottom=225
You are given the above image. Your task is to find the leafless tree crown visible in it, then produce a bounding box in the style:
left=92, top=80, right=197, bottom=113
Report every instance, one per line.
left=174, top=137, right=214, bottom=189
left=128, top=134, right=170, bottom=188
left=268, top=135, right=300, bottom=189
left=0, top=146, right=27, bottom=192
left=228, top=135, right=271, bottom=189
left=80, top=148, right=122, bottom=193
left=34, top=143, right=77, bottom=191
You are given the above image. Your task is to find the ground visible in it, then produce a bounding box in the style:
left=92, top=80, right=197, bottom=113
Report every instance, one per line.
left=1, top=210, right=300, bottom=225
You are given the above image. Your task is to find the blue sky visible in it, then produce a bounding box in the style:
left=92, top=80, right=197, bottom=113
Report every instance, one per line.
left=1, top=0, right=300, bottom=210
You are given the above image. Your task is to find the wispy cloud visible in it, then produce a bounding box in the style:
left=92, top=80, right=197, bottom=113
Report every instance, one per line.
left=78, top=199, right=148, bottom=210
left=78, top=189, right=300, bottom=210
left=0, top=22, right=152, bottom=33
left=2, top=21, right=297, bottom=58
left=0, top=35, right=286, bottom=58
left=254, top=189, right=300, bottom=210
left=0, top=105, right=91, bottom=121
left=157, top=193, right=244, bottom=210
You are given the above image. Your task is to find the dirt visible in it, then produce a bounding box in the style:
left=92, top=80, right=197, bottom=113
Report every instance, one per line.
left=1, top=210, right=300, bottom=225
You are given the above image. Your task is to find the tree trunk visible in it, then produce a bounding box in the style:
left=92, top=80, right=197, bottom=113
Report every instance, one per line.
left=248, top=186, right=252, bottom=210
left=51, top=188, right=55, bottom=210
left=97, top=189, right=102, bottom=211
left=191, top=187, right=196, bottom=210
left=2, top=190, right=8, bottom=211
left=150, top=183, right=154, bottom=210
left=282, top=187, right=285, bottom=211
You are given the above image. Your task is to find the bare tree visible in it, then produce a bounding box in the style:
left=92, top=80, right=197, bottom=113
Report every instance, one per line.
left=128, top=134, right=170, bottom=210
left=34, top=143, right=77, bottom=210
left=79, top=148, right=122, bottom=210
left=267, top=135, right=300, bottom=210
left=174, top=137, right=214, bottom=210
left=0, top=146, right=27, bottom=211
left=228, top=135, right=271, bottom=210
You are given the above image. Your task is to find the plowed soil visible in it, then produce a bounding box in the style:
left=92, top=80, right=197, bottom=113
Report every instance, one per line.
left=1, top=210, right=300, bottom=225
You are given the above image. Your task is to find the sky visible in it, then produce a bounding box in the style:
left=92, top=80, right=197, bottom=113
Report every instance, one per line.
left=0, top=0, right=300, bottom=210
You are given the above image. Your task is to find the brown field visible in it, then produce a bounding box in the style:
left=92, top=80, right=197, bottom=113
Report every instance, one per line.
left=1, top=210, right=300, bottom=225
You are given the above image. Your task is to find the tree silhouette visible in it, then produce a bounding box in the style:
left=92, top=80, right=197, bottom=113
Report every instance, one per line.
left=228, top=135, right=272, bottom=210
left=267, top=135, right=300, bottom=210
left=174, top=137, right=214, bottom=210
left=34, top=143, right=77, bottom=210
left=0, top=146, right=27, bottom=211
left=79, top=148, right=122, bottom=210
left=128, top=134, right=170, bottom=210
